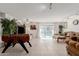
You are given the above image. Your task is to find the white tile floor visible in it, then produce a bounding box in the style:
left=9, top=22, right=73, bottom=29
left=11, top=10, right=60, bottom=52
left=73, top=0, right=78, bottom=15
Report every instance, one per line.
left=0, top=38, right=68, bottom=56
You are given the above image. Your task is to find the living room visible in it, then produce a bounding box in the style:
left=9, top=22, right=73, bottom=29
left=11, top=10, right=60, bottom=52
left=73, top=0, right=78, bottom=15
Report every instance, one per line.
left=0, top=3, right=79, bottom=56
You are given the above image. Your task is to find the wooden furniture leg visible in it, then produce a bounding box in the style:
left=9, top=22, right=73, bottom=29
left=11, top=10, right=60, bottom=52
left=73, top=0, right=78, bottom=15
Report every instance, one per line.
left=12, top=43, right=16, bottom=47
left=2, top=39, right=13, bottom=53
left=27, top=41, right=32, bottom=47
left=18, top=39, right=29, bottom=53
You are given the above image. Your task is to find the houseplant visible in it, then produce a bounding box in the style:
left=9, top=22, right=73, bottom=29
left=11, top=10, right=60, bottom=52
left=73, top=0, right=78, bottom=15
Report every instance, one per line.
left=59, top=25, right=64, bottom=35
left=0, top=18, right=17, bottom=47
left=1, top=18, right=17, bottom=35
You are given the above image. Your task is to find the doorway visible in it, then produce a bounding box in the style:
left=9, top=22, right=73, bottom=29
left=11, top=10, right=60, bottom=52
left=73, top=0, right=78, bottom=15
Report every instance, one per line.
left=39, top=24, right=54, bottom=39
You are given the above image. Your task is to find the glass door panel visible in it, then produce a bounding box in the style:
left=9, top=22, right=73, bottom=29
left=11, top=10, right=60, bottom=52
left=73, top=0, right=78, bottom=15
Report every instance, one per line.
left=39, top=25, right=54, bottom=39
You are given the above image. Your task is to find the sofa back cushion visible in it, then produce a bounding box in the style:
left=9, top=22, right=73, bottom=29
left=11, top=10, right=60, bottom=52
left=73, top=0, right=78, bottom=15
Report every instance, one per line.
left=71, top=37, right=77, bottom=41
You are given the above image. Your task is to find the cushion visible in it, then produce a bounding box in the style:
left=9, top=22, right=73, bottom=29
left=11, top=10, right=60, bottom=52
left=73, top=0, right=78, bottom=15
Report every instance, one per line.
left=71, top=37, right=77, bottom=41
left=69, top=40, right=77, bottom=47
left=65, top=39, right=70, bottom=45
left=76, top=43, right=79, bottom=49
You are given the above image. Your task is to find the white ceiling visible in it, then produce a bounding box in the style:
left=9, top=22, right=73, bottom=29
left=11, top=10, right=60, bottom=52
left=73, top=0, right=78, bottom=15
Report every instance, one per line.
left=0, top=3, right=79, bottom=20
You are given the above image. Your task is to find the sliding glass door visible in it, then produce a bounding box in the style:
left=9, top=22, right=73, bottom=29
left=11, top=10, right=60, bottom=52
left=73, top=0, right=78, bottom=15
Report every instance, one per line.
left=39, top=25, right=54, bottom=39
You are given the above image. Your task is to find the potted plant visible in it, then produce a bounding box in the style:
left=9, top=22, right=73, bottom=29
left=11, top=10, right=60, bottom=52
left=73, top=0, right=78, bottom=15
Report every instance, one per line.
left=0, top=18, right=17, bottom=47
left=59, top=25, right=64, bottom=35
left=1, top=18, right=17, bottom=35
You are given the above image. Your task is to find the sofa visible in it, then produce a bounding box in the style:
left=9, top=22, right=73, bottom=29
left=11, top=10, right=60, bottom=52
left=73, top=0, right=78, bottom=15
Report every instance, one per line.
left=65, top=32, right=79, bottom=56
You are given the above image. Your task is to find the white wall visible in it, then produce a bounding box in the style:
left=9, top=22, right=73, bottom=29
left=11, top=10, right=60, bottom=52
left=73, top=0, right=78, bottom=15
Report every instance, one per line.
left=26, top=17, right=67, bottom=38
left=65, top=15, right=79, bottom=32
left=30, top=17, right=66, bottom=22
left=25, top=21, right=67, bottom=39
left=25, top=22, right=39, bottom=39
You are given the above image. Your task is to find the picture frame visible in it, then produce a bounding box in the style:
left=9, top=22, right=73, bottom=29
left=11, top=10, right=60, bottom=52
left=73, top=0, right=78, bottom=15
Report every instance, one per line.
left=30, top=25, right=36, bottom=30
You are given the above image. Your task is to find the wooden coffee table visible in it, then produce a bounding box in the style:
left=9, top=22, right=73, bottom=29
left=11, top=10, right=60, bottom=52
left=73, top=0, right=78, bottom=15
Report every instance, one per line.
left=2, top=34, right=32, bottom=53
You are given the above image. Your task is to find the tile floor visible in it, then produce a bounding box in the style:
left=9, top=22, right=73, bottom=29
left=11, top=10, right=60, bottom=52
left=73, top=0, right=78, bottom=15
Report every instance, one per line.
left=0, top=38, right=68, bottom=56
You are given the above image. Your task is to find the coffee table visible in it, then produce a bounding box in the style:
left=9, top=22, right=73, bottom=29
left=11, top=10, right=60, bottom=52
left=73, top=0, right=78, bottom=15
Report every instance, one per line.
left=2, top=34, right=32, bottom=53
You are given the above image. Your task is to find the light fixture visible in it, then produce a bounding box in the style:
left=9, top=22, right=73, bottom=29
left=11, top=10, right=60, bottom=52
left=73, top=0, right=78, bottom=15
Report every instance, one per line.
left=49, top=3, right=52, bottom=10
left=39, top=5, right=47, bottom=11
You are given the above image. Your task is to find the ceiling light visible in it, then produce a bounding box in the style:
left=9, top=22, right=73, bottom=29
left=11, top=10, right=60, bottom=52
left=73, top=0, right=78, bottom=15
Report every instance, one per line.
left=40, top=3, right=53, bottom=11
left=39, top=5, right=47, bottom=11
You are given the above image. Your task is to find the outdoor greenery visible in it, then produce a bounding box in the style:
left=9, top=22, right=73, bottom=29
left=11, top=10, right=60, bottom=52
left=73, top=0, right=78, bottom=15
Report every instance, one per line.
left=0, top=18, right=17, bottom=35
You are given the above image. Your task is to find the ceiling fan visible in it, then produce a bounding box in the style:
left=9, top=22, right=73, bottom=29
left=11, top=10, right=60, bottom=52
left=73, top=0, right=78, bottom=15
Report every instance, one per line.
left=49, top=3, right=52, bottom=10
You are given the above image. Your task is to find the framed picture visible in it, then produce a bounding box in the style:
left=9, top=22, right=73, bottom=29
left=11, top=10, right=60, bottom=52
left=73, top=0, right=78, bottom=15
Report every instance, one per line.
left=30, top=25, right=36, bottom=30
